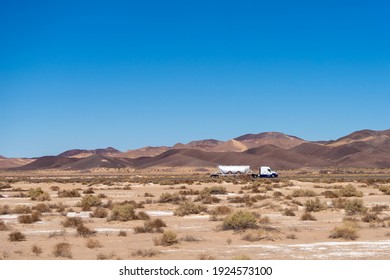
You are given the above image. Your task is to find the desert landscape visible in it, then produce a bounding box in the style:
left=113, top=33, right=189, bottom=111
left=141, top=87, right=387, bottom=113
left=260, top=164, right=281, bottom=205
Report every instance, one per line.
left=1, top=130, right=390, bottom=260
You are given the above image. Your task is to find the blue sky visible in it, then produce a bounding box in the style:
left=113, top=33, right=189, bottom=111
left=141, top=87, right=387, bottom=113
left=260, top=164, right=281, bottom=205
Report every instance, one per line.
left=1, top=0, right=390, bottom=157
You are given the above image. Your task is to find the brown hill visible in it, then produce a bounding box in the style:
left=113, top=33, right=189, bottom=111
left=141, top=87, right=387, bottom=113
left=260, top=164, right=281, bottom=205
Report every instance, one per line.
left=120, top=146, right=170, bottom=159
left=14, top=156, right=79, bottom=170
left=58, top=147, right=120, bottom=158
left=173, top=139, right=223, bottom=150
left=61, top=155, right=134, bottom=170
left=235, top=132, right=306, bottom=149
left=0, top=158, right=34, bottom=169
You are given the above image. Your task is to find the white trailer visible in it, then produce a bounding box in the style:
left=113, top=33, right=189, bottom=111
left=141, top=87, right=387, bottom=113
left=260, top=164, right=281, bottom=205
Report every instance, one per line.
left=210, top=165, right=278, bottom=178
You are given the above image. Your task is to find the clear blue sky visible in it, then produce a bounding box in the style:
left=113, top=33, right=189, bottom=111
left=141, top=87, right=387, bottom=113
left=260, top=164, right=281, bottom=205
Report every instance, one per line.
left=1, top=0, right=390, bottom=157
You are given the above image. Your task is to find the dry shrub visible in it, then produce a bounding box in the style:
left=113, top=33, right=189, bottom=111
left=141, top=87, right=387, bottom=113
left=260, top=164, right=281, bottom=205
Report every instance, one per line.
left=0, top=205, right=11, bottom=215
left=242, top=229, right=271, bottom=242
left=53, top=242, right=72, bottom=258
left=32, top=245, right=42, bottom=256
left=233, top=255, right=251, bottom=260
left=28, top=188, right=50, bottom=201
left=322, top=190, right=339, bottom=198
left=258, top=215, right=271, bottom=225
left=131, top=249, right=160, bottom=258
left=32, top=203, right=51, bottom=213
left=210, top=205, right=232, bottom=216
left=361, top=213, right=381, bottom=223
left=286, top=234, right=297, bottom=239
left=378, top=185, right=390, bottom=195
left=137, top=211, right=150, bottom=220
left=83, top=188, right=95, bottom=194
left=337, top=184, right=363, bottom=197
left=301, top=212, right=316, bottom=221
left=201, top=186, right=227, bottom=195
left=134, top=218, right=166, bottom=234
left=77, top=224, right=96, bottom=237
left=345, top=199, right=366, bottom=215
left=154, top=230, right=178, bottom=246
left=62, top=217, right=84, bottom=228
left=158, top=192, right=185, bottom=204
left=222, top=211, right=258, bottom=231
left=144, top=192, right=155, bottom=197
left=18, top=211, right=41, bottom=224
left=86, top=239, right=102, bottom=249
left=91, top=207, right=108, bottom=218
left=291, top=189, right=318, bottom=197
left=199, top=253, right=215, bottom=260
left=181, top=235, right=201, bottom=242
left=0, top=220, right=10, bottom=231
left=283, top=209, right=296, bottom=216
left=371, top=204, right=389, bottom=213
left=174, top=201, right=207, bottom=216
left=58, top=189, right=81, bottom=198
left=110, top=203, right=137, bottom=221
left=329, top=222, right=359, bottom=240
left=305, top=198, right=327, bottom=212
left=118, top=230, right=127, bottom=237
left=9, top=231, right=26, bottom=242
left=12, top=205, right=32, bottom=214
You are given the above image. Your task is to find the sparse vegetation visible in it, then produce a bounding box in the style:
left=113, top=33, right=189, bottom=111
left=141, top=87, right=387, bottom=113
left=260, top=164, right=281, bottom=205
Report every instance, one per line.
left=86, top=239, right=102, bottom=249
left=158, top=192, right=185, bottom=204
left=110, top=203, right=137, bottom=221
left=222, top=211, right=258, bottom=231
left=62, top=217, right=84, bottom=228
left=58, top=189, right=81, bottom=198
left=305, top=198, right=327, bottom=212
left=337, top=184, right=363, bottom=197
left=91, top=207, right=108, bottom=218
left=28, top=188, right=50, bottom=201
left=291, top=189, right=318, bottom=197
left=131, top=248, right=160, bottom=258
left=77, top=224, right=96, bottom=237
left=32, top=245, right=43, bottom=256
left=301, top=212, right=316, bottom=221
left=79, top=195, right=102, bottom=210
left=345, top=199, right=366, bottom=215
left=0, top=220, right=10, bottom=231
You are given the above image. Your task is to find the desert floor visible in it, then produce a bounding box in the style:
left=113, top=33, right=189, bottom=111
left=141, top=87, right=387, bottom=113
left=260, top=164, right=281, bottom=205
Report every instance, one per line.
left=1, top=169, right=390, bottom=260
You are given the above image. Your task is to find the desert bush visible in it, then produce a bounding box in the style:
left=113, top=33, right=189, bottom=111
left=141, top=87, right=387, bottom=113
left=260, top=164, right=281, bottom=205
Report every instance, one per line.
left=79, top=195, right=102, bottom=210
left=62, top=217, right=84, bottom=228
left=77, top=224, right=96, bottom=237
left=345, top=199, right=366, bottom=215
left=18, top=211, right=41, bottom=224
left=50, top=186, right=60, bottom=191
left=53, top=242, right=72, bottom=258
left=283, top=209, right=296, bottom=216
left=371, top=204, right=389, bottom=213
left=12, top=205, right=32, bottom=214
left=174, top=201, right=207, bottom=216
left=286, top=234, right=297, bottom=239
left=131, top=248, right=160, bottom=258
left=32, top=203, right=51, bottom=213
left=201, top=186, right=227, bottom=195
left=134, top=218, right=167, bottom=234
left=329, top=222, right=359, bottom=240
left=337, top=184, right=363, bottom=197
left=291, top=189, right=318, bottom=197
left=28, top=188, right=50, bottom=201
left=110, top=203, right=136, bottom=221
left=305, top=198, right=327, bottom=212
left=32, top=245, right=42, bottom=256
left=322, top=190, right=339, bottom=198
left=361, top=213, right=381, bottom=223
left=91, top=207, right=108, bottom=218
left=83, top=188, right=95, bottom=194
left=118, top=230, right=127, bottom=237
left=0, top=205, right=11, bottom=215
left=196, top=193, right=221, bottom=204
left=222, top=211, right=258, bottom=231
left=242, top=229, right=270, bottom=242
left=378, top=185, right=390, bottom=195
left=301, top=212, right=316, bottom=221
left=137, top=211, right=150, bottom=220
left=0, top=220, right=10, bottom=231
left=9, top=231, right=26, bottom=242
left=154, top=230, right=178, bottom=246
left=233, top=255, right=251, bottom=260
left=158, top=192, right=185, bottom=204
left=144, top=192, right=155, bottom=197
left=86, top=239, right=102, bottom=249
left=209, top=205, right=232, bottom=216
left=58, top=189, right=81, bottom=198
left=199, top=253, right=215, bottom=260
left=258, top=215, right=271, bottom=225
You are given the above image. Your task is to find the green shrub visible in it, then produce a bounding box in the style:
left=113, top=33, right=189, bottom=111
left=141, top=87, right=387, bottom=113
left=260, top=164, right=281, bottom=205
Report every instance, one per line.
left=222, top=211, right=258, bottom=231
left=174, top=201, right=207, bottom=216
left=9, top=231, right=26, bottom=242
left=329, top=222, right=359, bottom=240
left=80, top=195, right=102, bottom=210
left=305, top=198, right=327, bottom=212
left=110, top=203, right=137, bottom=221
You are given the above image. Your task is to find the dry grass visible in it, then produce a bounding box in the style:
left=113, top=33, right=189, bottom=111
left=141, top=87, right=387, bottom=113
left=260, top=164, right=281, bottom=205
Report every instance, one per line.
left=329, top=222, right=359, bottom=240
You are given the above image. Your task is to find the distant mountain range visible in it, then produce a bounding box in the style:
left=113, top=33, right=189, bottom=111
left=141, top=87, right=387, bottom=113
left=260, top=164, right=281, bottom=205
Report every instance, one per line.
left=2, top=129, right=390, bottom=171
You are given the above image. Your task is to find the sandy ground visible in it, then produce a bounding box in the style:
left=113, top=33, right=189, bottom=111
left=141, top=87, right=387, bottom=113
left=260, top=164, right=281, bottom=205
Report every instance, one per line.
left=1, top=170, right=390, bottom=260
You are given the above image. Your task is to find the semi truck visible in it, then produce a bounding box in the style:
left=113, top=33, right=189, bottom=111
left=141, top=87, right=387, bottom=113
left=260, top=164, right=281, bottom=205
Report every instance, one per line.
left=210, top=165, right=278, bottom=178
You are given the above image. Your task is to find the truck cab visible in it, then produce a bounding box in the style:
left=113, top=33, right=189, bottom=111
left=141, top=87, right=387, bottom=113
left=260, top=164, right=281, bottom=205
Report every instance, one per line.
left=258, top=166, right=278, bottom=178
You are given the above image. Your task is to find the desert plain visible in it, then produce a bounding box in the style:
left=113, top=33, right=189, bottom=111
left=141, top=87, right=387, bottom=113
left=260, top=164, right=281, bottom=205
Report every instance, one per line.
left=1, top=168, right=390, bottom=260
